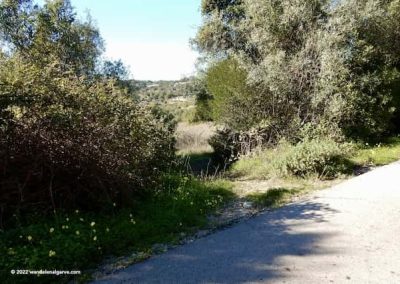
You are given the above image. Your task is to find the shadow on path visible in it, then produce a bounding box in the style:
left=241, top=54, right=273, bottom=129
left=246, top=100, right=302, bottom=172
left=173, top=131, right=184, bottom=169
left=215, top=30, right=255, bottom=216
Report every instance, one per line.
left=95, top=199, right=340, bottom=283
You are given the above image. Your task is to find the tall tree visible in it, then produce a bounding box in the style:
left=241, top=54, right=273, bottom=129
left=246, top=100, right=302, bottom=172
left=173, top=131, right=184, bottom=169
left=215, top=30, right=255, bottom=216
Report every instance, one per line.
left=195, top=0, right=400, bottom=141
left=0, top=0, right=103, bottom=76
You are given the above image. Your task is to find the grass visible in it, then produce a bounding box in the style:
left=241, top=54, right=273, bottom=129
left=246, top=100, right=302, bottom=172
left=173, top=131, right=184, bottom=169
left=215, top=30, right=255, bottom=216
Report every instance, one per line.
left=229, top=150, right=273, bottom=180
left=247, top=188, right=302, bottom=208
left=0, top=176, right=234, bottom=284
left=231, top=137, right=400, bottom=181
left=175, top=122, right=216, bottom=155
left=349, top=137, right=400, bottom=166
left=227, top=137, right=400, bottom=206
left=5, top=129, right=399, bottom=284
left=230, top=139, right=352, bottom=180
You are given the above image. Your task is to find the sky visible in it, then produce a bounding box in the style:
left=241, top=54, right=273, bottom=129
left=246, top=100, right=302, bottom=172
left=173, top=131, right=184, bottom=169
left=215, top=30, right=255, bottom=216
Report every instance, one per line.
left=53, top=0, right=203, bottom=81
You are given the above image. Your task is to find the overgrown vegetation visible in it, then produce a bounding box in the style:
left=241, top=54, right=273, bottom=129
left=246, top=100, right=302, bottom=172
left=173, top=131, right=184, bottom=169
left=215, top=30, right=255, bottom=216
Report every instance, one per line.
left=0, top=176, right=234, bottom=284
left=194, top=0, right=400, bottom=149
left=1, top=0, right=400, bottom=283
left=231, top=138, right=400, bottom=181
left=0, top=1, right=235, bottom=283
left=231, top=138, right=353, bottom=180
left=349, top=137, right=400, bottom=167
left=0, top=0, right=175, bottom=224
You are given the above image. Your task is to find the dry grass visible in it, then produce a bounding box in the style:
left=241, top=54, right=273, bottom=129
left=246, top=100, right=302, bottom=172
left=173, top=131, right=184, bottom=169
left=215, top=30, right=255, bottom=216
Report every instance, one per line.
left=175, top=122, right=216, bottom=155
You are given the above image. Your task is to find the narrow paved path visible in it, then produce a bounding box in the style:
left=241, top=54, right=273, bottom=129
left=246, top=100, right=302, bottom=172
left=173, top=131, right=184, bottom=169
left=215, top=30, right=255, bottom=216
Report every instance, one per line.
left=94, top=162, right=400, bottom=283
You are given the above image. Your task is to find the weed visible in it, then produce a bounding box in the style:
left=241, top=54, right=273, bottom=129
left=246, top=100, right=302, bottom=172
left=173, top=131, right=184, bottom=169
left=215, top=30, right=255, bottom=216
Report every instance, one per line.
left=0, top=176, right=234, bottom=284
left=350, top=137, right=400, bottom=166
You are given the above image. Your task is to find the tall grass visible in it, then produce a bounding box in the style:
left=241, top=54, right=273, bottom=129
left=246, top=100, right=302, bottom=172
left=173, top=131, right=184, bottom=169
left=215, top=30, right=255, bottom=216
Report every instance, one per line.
left=175, top=122, right=216, bottom=155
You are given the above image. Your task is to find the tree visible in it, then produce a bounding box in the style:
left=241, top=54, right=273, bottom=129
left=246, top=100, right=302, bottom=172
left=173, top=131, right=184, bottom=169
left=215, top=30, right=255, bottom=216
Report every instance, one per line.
left=99, top=59, right=138, bottom=95
left=101, top=59, right=129, bottom=80
left=0, top=0, right=104, bottom=76
left=196, top=0, right=243, bottom=51
left=195, top=0, right=400, bottom=141
left=189, top=76, right=214, bottom=122
left=205, top=58, right=254, bottom=129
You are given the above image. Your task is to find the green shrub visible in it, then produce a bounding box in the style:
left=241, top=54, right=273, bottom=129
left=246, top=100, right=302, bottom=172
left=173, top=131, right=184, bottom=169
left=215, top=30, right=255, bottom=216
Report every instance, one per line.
left=209, top=125, right=273, bottom=168
left=208, top=128, right=241, bottom=165
left=275, top=139, right=353, bottom=178
left=0, top=58, right=175, bottom=224
left=190, top=77, right=214, bottom=122
left=231, top=138, right=354, bottom=179
left=205, top=58, right=261, bottom=131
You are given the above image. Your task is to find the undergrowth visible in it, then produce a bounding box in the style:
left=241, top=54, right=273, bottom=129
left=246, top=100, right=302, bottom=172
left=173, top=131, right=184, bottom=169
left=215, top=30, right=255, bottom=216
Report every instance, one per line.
left=349, top=137, right=400, bottom=166
left=230, top=138, right=354, bottom=180
left=0, top=176, right=234, bottom=284
left=230, top=136, right=400, bottom=182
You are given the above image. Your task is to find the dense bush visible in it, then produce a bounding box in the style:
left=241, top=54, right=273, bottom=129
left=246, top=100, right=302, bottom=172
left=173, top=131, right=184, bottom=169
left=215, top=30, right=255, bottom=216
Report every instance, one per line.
left=0, top=0, right=177, bottom=226
left=209, top=127, right=266, bottom=165
left=208, top=128, right=240, bottom=165
left=0, top=58, right=175, bottom=225
left=231, top=138, right=353, bottom=179
left=274, top=139, right=353, bottom=178
left=195, top=0, right=400, bottom=142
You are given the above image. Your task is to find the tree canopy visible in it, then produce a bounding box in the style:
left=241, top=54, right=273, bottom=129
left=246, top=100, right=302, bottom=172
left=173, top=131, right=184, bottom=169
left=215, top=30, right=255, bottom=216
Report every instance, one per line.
left=195, top=0, right=400, bottom=142
left=0, top=0, right=103, bottom=76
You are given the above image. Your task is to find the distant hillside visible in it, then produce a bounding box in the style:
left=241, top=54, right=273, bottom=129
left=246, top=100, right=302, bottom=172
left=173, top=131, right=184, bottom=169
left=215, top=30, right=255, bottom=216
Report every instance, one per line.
left=131, top=78, right=194, bottom=102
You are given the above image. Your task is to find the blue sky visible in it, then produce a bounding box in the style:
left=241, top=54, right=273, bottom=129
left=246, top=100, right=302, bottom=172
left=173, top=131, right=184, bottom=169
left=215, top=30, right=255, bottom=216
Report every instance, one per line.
left=43, top=0, right=203, bottom=80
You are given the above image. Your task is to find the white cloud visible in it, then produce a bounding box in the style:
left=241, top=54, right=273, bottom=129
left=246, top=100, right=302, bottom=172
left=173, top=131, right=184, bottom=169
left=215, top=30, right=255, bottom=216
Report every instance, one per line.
left=104, top=41, right=199, bottom=81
